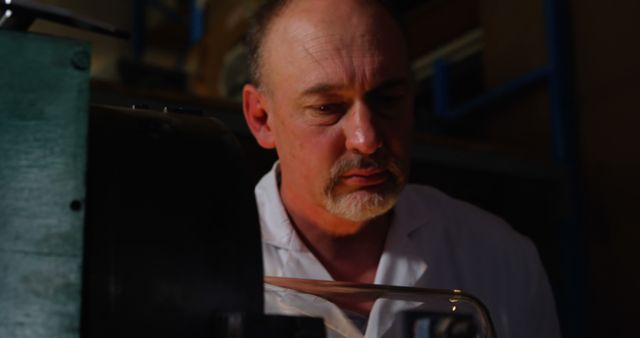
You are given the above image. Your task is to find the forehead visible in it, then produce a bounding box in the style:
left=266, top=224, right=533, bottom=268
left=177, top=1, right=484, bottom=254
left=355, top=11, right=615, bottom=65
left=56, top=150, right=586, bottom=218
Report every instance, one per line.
left=260, top=0, right=408, bottom=93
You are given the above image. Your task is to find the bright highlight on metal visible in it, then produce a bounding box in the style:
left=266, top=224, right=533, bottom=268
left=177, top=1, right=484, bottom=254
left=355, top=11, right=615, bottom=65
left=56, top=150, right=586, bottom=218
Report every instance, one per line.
left=0, top=8, right=12, bottom=26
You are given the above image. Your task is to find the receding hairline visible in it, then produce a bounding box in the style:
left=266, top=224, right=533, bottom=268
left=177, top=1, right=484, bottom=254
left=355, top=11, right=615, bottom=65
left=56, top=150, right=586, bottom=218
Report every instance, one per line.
left=247, top=0, right=405, bottom=89
left=246, top=0, right=289, bottom=87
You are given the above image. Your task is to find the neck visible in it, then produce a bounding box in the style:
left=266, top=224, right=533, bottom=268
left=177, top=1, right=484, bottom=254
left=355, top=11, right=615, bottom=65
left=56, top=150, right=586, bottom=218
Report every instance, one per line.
left=281, top=190, right=391, bottom=285
left=279, top=177, right=392, bottom=316
left=289, top=205, right=392, bottom=316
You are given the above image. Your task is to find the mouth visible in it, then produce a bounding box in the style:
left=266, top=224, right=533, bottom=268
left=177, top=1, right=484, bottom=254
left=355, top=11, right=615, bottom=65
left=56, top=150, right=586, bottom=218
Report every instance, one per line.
left=341, top=168, right=389, bottom=187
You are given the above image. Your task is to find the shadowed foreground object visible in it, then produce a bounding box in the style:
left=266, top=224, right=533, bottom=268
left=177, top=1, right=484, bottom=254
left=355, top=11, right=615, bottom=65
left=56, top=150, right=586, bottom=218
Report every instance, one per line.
left=83, top=105, right=266, bottom=338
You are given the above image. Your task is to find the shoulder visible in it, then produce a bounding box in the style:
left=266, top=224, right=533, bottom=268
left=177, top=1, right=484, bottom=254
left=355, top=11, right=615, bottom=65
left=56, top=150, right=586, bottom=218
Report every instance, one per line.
left=396, top=184, right=541, bottom=282
left=394, top=185, right=560, bottom=338
left=398, top=184, right=523, bottom=243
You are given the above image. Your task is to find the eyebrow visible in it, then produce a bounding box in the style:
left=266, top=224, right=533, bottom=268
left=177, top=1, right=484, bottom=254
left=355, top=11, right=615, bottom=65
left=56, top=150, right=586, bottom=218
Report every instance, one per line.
left=300, top=77, right=410, bottom=96
left=373, top=78, right=411, bottom=91
left=301, top=83, right=345, bottom=96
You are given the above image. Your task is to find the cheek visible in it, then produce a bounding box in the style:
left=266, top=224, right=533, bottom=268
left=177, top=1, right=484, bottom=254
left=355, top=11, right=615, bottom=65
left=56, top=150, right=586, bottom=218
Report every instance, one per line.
left=384, top=113, right=413, bottom=160
left=275, top=117, right=345, bottom=181
left=298, top=127, right=345, bottom=170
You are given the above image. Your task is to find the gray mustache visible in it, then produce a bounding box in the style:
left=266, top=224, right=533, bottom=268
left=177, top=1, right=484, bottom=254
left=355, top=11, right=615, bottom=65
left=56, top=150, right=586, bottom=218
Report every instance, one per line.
left=326, top=151, right=405, bottom=194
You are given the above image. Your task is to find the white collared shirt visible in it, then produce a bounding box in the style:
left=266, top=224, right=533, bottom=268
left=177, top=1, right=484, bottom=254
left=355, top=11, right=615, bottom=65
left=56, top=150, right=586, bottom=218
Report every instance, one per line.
left=256, top=162, right=561, bottom=338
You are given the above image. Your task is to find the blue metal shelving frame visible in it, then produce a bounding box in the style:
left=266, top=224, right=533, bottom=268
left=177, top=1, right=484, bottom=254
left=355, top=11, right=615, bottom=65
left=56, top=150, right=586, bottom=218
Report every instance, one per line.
left=431, top=1, right=586, bottom=337
left=132, top=0, right=204, bottom=65
left=543, top=1, right=587, bottom=338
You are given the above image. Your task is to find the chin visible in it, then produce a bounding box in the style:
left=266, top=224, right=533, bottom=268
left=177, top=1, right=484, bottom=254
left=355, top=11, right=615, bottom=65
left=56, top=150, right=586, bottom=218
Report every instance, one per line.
left=326, top=187, right=402, bottom=226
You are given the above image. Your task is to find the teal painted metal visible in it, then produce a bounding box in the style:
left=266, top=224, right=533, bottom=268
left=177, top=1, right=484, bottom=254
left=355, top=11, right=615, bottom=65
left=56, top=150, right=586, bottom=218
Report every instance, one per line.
left=0, top=30, right=90, bottom=338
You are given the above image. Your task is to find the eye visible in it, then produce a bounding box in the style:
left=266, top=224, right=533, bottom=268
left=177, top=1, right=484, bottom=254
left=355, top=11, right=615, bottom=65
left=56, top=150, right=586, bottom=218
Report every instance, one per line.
left=305, top=102, right=347, bottom=125
left=315, top=103, right=344, bottom=113
left=374, top=92, right=406, bottom=105
left=365, top=88, right=410, bottom=118
left=309, top=103, right=349, bottom=117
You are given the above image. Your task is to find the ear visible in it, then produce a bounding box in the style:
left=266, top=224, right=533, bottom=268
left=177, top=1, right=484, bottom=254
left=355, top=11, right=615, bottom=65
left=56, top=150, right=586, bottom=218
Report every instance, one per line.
left=242, top=83, right=276, bottom=149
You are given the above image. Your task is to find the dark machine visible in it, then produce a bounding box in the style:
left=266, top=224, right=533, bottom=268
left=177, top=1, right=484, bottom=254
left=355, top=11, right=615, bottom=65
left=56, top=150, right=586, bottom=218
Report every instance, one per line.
left=83, top=104, right=324, bottom=338
left=86, top=104, right=254, bottom=336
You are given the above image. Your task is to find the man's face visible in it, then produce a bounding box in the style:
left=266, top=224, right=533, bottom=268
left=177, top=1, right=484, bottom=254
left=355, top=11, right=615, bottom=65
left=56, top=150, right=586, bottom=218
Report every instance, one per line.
left=256, top=0, right=413, bottom=232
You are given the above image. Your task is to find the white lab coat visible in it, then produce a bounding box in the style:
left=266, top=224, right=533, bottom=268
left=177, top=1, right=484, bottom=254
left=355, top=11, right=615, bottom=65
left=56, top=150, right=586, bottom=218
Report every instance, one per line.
left=256, top=163, right=561, bottom=338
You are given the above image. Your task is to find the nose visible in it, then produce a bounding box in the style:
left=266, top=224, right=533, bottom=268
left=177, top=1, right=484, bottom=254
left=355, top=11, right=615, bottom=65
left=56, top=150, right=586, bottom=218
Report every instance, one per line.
left=344, top=101, right=383, bottom=155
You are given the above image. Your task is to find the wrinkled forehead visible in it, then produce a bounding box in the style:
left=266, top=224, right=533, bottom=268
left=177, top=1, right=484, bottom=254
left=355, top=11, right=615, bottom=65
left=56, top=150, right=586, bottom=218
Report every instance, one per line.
left=260, top=0, right=409, bottom=92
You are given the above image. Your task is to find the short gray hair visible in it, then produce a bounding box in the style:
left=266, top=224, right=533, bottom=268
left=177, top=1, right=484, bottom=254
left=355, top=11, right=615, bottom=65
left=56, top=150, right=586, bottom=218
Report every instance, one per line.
left=245, top=0, right=292, bottom=87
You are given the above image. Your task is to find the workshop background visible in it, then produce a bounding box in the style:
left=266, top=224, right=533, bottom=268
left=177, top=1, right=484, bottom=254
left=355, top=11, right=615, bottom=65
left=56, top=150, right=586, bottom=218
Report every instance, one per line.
left=6, top=0, right=640, bottom=337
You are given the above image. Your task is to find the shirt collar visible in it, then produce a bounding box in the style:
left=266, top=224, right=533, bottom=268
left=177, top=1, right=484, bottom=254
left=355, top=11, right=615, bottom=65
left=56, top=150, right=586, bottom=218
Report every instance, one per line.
left=255, top=161, right=308, bottom=251
left=255, top=161, right=434, bottom=251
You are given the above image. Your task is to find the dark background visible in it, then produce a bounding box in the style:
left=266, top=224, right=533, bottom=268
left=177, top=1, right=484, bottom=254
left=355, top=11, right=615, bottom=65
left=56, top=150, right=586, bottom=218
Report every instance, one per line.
left=27, top=0, right=640, bottom=337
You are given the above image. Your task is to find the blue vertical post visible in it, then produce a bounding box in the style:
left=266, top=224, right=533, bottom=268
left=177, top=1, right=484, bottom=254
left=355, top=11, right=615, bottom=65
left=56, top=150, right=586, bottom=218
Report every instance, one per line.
left=543, top=0, right=586, bottom=337
left=433, top=58, right=451, bottom=119
left=189, top=0, right=205, bottom=47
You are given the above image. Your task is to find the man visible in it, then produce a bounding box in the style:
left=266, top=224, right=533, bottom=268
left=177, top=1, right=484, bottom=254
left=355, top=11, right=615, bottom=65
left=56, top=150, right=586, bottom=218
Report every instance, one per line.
left=242, top=0, right=561, bottom=337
